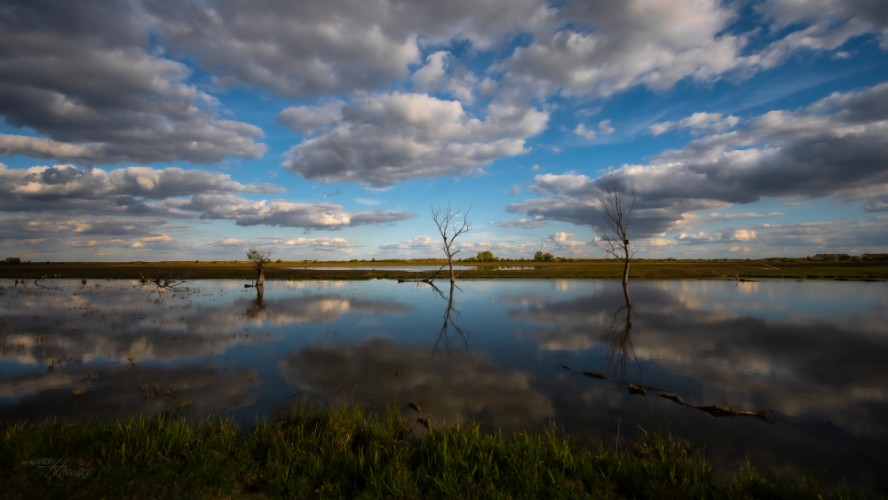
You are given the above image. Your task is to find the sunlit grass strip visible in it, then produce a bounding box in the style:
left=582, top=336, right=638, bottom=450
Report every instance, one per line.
left=0, top=405, right=861, bottom=498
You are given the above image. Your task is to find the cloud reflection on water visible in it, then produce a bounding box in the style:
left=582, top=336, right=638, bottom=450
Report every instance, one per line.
left=1, top=278, right=887, bottom=489
left=279, top=337, right=551, bottom=433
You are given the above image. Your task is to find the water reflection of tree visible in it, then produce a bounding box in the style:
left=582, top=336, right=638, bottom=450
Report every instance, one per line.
left=244, top=284, right=265, bottom=319
left=427, top=282, right=468, bottom=352
left=605, top=284, right=637, bottom=381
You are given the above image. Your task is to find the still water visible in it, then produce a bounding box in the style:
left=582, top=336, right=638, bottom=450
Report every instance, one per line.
left=1, top=278, right=886, bottom=488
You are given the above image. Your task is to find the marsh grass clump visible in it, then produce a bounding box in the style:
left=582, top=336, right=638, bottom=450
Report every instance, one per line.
left=0, top=405, right=861, bottom=498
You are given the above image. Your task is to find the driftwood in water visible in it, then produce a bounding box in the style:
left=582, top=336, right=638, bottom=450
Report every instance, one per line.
left=562, top=363, right=772, bottom=422
left=397, top=278, right=435, bottom=284
left=659, top=392, right=772, bottom=421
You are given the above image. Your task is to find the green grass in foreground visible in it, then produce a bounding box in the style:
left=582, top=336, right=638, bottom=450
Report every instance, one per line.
left=1, top=405, right=862, bottom=499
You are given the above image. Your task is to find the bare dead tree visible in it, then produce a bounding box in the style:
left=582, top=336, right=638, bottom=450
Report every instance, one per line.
left=431, top=205, right=471, bottom=285
left=246, top=247, right=272, bottom=287
left=595, top=174, right=637, bottom=286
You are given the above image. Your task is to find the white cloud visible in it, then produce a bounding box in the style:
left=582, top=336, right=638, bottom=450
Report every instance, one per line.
left=574, top=124, right=596, bottom=140
left=731, top=229, right=757, bottom=241
left=0, top=163, right=414, bottom=231
left=511, top=81, right=888, bottom=238
left=549, top=232, right=585, bottom=248
left=189, top=195, right=413, bottom=229
left=278, top=101, right=344, bottom=133
left=492, top=215, right=546, bottom=229
left=219, top=238, right=247, bottom=246
left=379, top=235, right=439, bottom=252
left=0, top=164, right=278, bottom=214
left=648, top=238, right=675, bottom=247
left=650, top=112, right=739, bottom=136
left=142, top=0, right=549, bottom=97
left=412, top=51, right=449, bottom=90
left=283, top=93, right=548, bottom=187
left=754, top=0, right=888, bottom=60
left=284, top=237, right=355, bottom=251
left=501, top=0, right=744, bottom=98
left=705, top=211, right=785, bottom=221
left=0, top=135, right=100, bottom=161
left=0, top=2, right=266, bottom=164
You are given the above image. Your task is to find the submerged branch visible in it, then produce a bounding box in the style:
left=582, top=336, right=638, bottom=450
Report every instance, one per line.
left=562, top=364, right=773, bottom=422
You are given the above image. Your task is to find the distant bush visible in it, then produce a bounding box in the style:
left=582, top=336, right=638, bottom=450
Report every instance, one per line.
left=3, top=257, right=22, bottom=265
left=533, top=251, right=554, bottom=262
left=465, top=251, right=497, bottom=262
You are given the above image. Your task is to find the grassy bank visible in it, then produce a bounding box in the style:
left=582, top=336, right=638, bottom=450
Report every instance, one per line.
left=1, top=257, right=887, bottom=281
left=1, top=405, right=859, bottom=498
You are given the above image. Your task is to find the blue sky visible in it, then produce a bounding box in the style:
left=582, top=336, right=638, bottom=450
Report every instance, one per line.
left=1, top=0, right=887, bottom=261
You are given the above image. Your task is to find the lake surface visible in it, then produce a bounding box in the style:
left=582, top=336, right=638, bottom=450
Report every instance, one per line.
left=289, top=265, right=477, bottom=271
left=1, top=278, right=887, bottom=490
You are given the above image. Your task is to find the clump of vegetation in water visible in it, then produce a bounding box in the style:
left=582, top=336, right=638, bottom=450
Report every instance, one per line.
left=0, top=405, right=859, bottom=498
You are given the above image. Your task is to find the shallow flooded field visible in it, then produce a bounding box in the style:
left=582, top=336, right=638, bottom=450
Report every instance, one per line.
left=1, top=278, right=886, bottom=489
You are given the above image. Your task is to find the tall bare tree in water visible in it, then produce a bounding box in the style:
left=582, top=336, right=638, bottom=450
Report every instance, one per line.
left=432, top=205, right=471, bottom=284
left=595, top=174, right=637, bottom=286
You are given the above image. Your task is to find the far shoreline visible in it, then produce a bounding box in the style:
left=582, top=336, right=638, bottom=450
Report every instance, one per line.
left=1, top=257, right=886, bottom=281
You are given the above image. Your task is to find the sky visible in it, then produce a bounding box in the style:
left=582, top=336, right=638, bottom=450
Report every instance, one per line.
left=1, top=0, right=887, bottom=262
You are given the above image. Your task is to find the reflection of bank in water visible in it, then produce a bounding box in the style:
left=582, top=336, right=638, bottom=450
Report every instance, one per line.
left=279, top=338, right=551, bottom=433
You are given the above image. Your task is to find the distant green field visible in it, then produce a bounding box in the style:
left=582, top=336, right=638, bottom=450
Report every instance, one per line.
left=1, top=258, right=887, bottom=281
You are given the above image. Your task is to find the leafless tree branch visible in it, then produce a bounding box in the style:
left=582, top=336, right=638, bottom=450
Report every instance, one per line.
left=594, top=175, right=637, bottom=285
left=431, top=204, right=471, bottom=284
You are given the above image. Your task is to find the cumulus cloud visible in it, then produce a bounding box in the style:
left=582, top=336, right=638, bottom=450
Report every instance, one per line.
left=753, top=0, right=888, bottom=63
left=649, top=112, right=739, bottom=136
left=0, top=163, right=414, bottom=240
left=677, top=229, right=757, bottom=244
left=491, top=215, right=547, bottom=229
left=283, top=93, right=548, bottom=187
left=379, top=235, right=439, bottom=252
left=278, top=101, right=344, bottom=134
left=864, top=197, right=888, bottom=213
left=217, top=238, right=247, bottom=247
left=574, top=120, right=616, bottom=141
left=284, top=237, right=355, bottom=252
left=0, top=215, right=164, bottom=243
left=141, top=0, right=548, bottom=97
left=0, top=164, right=278, bottom=214
left=501, top=0, right=745, bottom=99
left=187, top=195, right=414, bottom=229
left=731, top=229, right=757, bottom=241
left=574, top=124, right=597, bottom=141
left=131, top=234, right=174, bottom=249
left=0, top=0, right=265, bottom=164
left=0, top=135, right=101, bottom=161
left=548, top=232, right=585, bottom=248
left=412, top=51, right=450, bottom=90
left=705, top=211, right=785, bottom=221
left=510, top=81, right=888, bottom=240
left=494, top=0, right=888, bottom=104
